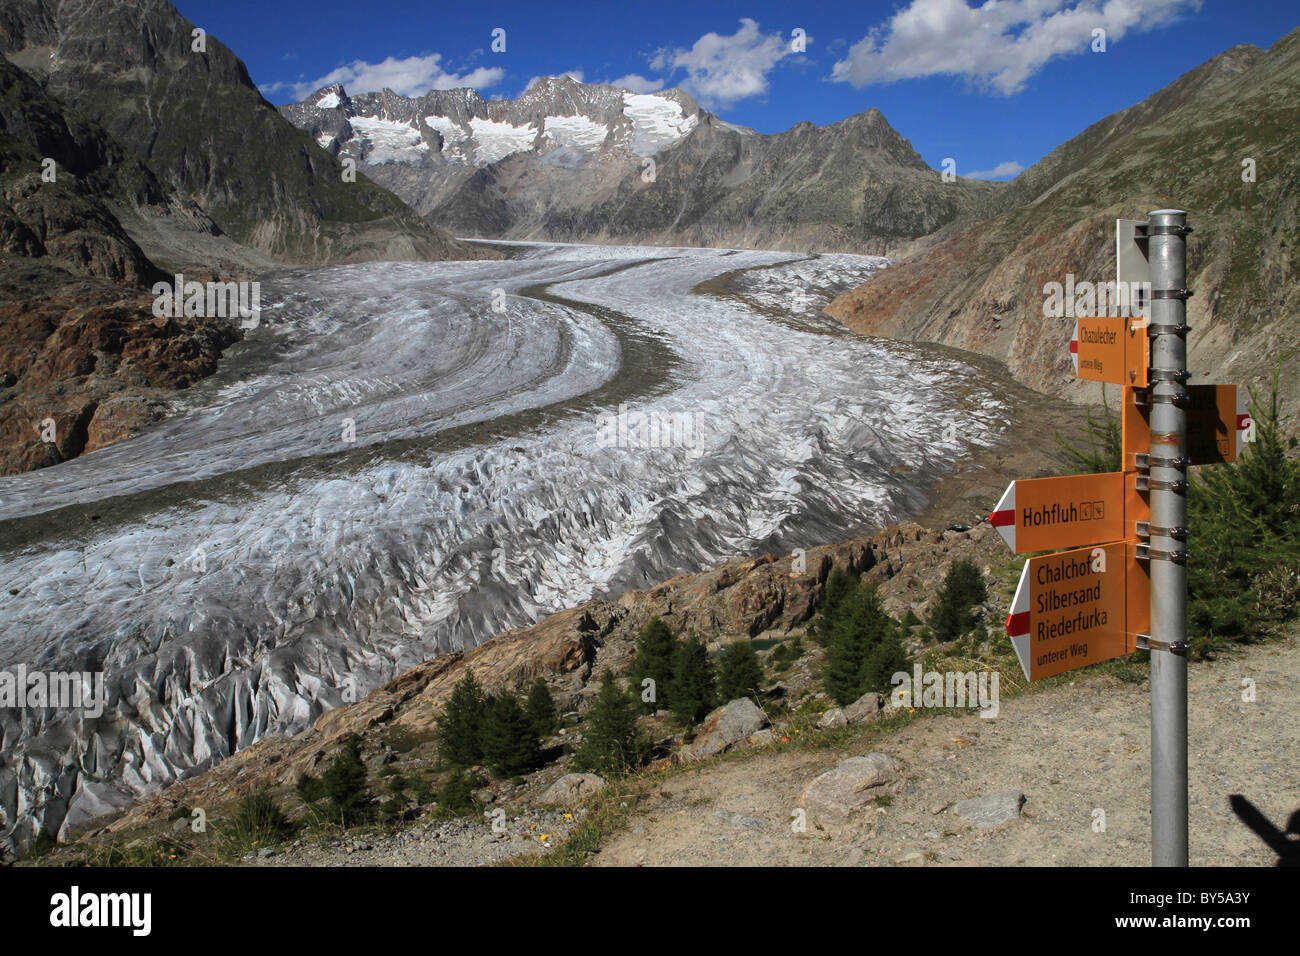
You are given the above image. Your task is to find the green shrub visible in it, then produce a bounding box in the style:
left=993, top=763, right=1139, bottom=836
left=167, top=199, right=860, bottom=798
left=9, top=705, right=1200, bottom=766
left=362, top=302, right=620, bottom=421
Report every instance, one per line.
left=220, top=787, right=294, bottom=854
left=574, top=670, right=645, bottom=776
left=525, top=677, right=558, bottom=738
left=321, top=734, right=374, bottom=827
left=433, top=770, right=481, bottom=819
left=629, top=616, right=676, bottom=712
left=818, top=574, right=908, bottom=705
left=480, top=692, right=542, bottom=777
left=668, top=637, right=716, bottom=725
left=436, top=672, right=487, bottom=767
left=716, top=640, right=763, bottom=701
left=928, top=559, right=988, bottom=643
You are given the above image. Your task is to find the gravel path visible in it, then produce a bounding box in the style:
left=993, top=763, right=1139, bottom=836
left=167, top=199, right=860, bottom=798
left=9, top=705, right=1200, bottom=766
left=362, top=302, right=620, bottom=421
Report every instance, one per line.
left=248, top=807, right=585, bottom=867
left=591, top=632, right=1298, bottom=866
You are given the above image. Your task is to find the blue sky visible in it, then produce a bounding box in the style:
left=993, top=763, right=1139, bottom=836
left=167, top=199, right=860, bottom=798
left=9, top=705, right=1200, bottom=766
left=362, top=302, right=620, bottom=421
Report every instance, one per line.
left=176, top=0, right=1297, bottom=180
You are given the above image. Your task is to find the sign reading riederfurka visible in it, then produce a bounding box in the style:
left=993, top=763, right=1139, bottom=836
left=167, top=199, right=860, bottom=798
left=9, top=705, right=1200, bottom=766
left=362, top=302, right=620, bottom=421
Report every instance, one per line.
left=1005, top=542, right=1131, bottom=681
left=152, top=273, right=262, bottom=329
left=596, top=403, right=705, bottom=457
left=0, top=665, right=106, bottom=718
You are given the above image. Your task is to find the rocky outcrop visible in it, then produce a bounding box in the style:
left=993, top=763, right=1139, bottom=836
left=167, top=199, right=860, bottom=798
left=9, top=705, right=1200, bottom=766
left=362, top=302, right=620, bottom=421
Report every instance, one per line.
left=826, top=32, right=1300, bottom=421
left=281, top=75, right=1001, bottom=255
left=0, top=282, right=240, bottom=475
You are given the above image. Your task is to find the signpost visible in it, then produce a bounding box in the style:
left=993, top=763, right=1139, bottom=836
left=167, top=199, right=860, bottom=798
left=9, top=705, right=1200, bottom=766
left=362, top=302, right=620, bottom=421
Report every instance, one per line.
left=989, top=211, right=1253, bottom=867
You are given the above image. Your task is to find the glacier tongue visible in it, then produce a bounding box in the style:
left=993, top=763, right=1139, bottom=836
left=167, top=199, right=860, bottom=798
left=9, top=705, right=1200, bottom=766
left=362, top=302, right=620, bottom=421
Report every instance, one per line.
left=0, top=243, right=1006, bottom=855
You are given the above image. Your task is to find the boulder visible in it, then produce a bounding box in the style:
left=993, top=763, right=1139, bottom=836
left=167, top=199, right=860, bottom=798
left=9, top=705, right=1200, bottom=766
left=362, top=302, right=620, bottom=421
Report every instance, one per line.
left=539, top=773, right=607, bottom=806
left=680, top=698, right=769, bottom=761
left=817, top=708, right=847, bottom=729
left=799, top=753, right=900, bottom=828
left=953, top=791, right=1025, bottom=829
left=844, top=692, right=886, bottom=725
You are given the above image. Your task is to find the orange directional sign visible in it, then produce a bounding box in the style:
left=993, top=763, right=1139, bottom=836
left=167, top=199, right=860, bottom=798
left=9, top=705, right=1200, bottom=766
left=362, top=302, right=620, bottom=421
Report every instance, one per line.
left=1071, top=315, right=1149, bottom=387
left=989, top=472, right=1127, bottom=554
left=1006, top=542, right=1134, bottom=680
left=1122, top=384, right=1250, bottom=466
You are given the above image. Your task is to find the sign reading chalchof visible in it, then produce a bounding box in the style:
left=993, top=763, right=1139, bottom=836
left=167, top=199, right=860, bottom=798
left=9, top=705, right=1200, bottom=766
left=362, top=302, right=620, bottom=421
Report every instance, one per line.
left=1004, top=542, right=1131, bottom=681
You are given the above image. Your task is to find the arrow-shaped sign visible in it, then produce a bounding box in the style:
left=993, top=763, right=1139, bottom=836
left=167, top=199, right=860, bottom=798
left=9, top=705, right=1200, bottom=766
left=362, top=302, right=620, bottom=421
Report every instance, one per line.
left=990, top=472, right=1127, bottom=554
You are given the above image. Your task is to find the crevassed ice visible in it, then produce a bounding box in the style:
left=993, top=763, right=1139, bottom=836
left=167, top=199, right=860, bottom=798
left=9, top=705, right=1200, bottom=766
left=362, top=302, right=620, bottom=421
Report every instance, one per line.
left=622, top=93, right=698, bottom=156
left=350, top=115, right=429, bottom=165
left=543, top=115, right=610, bottom=151
left=468, top=117, right=538, bottom=164
left=315, top=91, right=341, bottom=109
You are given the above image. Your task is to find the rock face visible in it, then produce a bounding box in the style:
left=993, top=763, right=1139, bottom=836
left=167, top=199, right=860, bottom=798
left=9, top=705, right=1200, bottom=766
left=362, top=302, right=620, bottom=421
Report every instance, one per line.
left=799, top=753, right=901, bottom=828
left=681, top=698, right=769, bottom=762
left=280, top=75, right=1001, bottom=255
left=0, top=0, right=488, bottom=268
left=0, top=286, right=240, bottom=475
left=540, top=773, right=608, bottom=806
left=827, top=32, right=1300, bottom=421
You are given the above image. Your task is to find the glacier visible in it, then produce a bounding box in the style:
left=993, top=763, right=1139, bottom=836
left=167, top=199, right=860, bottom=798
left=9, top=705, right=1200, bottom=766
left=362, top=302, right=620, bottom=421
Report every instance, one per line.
left=0, top=243, right=1007, bottom=855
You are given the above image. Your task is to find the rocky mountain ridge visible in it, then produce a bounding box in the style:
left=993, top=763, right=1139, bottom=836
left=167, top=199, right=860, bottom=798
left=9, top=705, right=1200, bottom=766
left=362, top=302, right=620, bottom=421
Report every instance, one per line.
left=826, top=29, right=1300, bottom=419
left=281, top=75, right=1002, bottom=254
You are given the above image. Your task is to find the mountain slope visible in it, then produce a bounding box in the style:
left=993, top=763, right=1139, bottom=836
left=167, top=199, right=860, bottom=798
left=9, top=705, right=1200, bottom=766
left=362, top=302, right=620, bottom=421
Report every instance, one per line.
left=826, top=30, right=1300, bottom=416
left=282, top=75, right=1003, bottom=254
left=1, top=0, right=489, bottom=266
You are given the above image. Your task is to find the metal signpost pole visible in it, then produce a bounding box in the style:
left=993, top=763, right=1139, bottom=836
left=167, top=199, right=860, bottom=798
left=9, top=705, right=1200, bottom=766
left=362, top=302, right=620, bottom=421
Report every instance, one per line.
left=1146, top=208, right=1191, bottom=867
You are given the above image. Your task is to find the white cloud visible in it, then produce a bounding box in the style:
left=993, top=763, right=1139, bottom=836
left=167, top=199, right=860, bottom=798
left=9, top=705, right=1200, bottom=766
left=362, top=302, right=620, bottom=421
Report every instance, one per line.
left=831, top=0, right=1203, bottom=95
left=606, top=73, right=666, bottom=93
left=652, top=18, right=793, bottom=108
left=964, top=160, right=1025, bottom=179
left=281, top=54, right=506, bottom=100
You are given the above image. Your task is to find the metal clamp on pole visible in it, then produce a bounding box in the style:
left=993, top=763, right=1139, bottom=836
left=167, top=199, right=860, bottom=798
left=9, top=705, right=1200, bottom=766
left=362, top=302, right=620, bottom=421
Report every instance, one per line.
left=1135, top=453, right=1190, bottom=470
left=1136, top=633, right=1189, bottom=654
left=1148, top=324, right=1193, bottom=335
left=1147, top=368, right=1192, bottom=384
left=1136, top=477, right=1188, bottom=493
left=1136, top=522, right=1189, bottom=540
left=1146, top=223, right=1193, bottom=237
left=1152, top=288, right=1194, bottom=300
left=1135, top=543, right=1189, bottom=563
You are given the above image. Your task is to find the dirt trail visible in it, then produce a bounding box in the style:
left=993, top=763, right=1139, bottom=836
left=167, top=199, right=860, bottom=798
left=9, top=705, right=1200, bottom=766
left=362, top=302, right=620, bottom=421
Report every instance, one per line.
left=593, top=633, right=1298, bottom=866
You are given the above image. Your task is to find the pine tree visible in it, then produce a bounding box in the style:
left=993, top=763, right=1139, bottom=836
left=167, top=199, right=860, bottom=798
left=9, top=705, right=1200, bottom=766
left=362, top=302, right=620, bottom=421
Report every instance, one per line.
left=823, top=582, right=904, bottom=705
left=436, top=672, right=486, bottom=768
left=928, top=558, right=987, bottom=643
left=322, top=734, right=373, bottom=826
left=810, top=565, right=856, bottom=646
left=716, top=640, right=763, bottom=701
left=1188, top=372, right=1300, bottom=653
left=574, top=670, right=644, bottom=776
left=434, top=769, right=480, bottom=819
left=629, top=616, right=676, bottom=712
left=480, top=692, right=541, bottom=777
left=524, top=677, right=557, bottom=738
left=668, top=636, right=716, bottom=725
